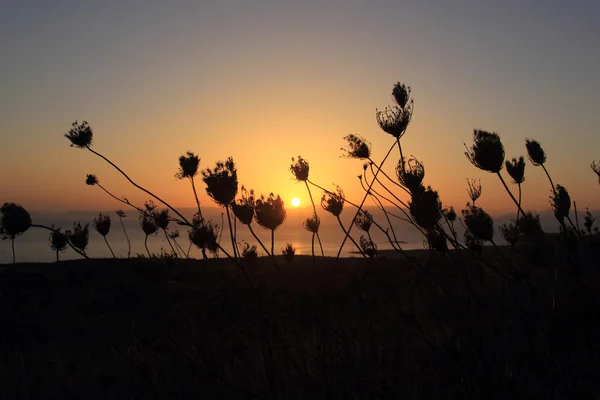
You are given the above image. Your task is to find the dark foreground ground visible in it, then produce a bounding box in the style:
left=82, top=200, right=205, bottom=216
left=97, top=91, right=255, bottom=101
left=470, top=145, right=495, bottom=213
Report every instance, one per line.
left=1, top=252, right=599, bottom=399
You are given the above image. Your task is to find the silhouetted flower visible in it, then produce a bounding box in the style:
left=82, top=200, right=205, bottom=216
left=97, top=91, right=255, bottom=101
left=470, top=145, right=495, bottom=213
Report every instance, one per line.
left=0, top=203, right=32, bottom=240
left=116, top=210, right=126, bottom=218
left=592, top=161, right=600, bottom=184
left=462, top=204, right=494, bottom=242
left=464, top=129, right=505, bottom=173
left=188, top=218, right=218, bottom=250
left=409, top=186, right=442, bottom=230
left=48, top=225, right=68, bottom=261
left=443, top=206, right=456, bottom=222
left=321, top=187, right=345, bottom=217
left=359, top=236, right=377, bottom=258
left=152, top=209, right=170, bottom=230
left=290, top=156, right=310, bottom=182
left=505, top=156, right=526, bottom=184
left=140, top=214, right=158, bottom=236
left=376, top=106, right=412, bottom=139
left=93, top=213, right=111, bottom=237
left=65, top=120, right=93, bottom=148
left=231, top=186, right=255, bottom=225
left=517, top=212, right=544, bottom=238
left=255, top=193, right=286, bottom=231
left=241, top=242, right=258, bottom=268
left=168, top=230, right=180, bottom=240
left=175, top=151, right=200, bottom=180
left=500, top=221, right=519, bottom=247
left=282, top=243, right=296, bottom=264
left=584, top=208, right=596, bottom=236
left=144, top=200, right=157, bottom=213
left=354, top=209, right=373, bottom=232
left=551, top=184, right=571, bottom=223
left=464, top=230, right=483, bottom=254
left=426, top=229, right=448, bottom=251
left=66, top=222, right=89, bottom=252
left=466, top=178, right=482, bottom=204
left=86, top=174, right=98, bottom=185
left=396, top=156, right=425, bottom=194
left=525, top=139, right=546, bottom=166
left=303, top=214, right=320, bottom=233
left=391, top=82, right=411, bottom=109
left=202, top=157, right=238, bottom=207
left=341, top=134, right=371, bottom=159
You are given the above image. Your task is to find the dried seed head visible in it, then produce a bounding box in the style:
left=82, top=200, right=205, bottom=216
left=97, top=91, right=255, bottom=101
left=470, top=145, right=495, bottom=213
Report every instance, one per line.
left=86, top=174, right=98, bottom=186
left=116, top=210, right=126, bottom=218
left=202, top=157, right=238, bottom=207
left=65, top=120, right=93, bottom=148
left=241, top=242, right=258, bottom=268
left=464, top=230, right=483, bottom=254
left=232, top=186, right=255, bottom=225
left=48, top=225, right=68, bottom=254
left=303, top=214, right=320, bottom=233
left=66, top=222, right=89, bottom=251
left=376, top=106, right=412, bottom=139
left=341, top=134, right=371, bottom=159
left=466, top=178, right=482, bottom=204
left=152, top=209, right=170, bottom=230
left=359, top=236, right=377, bottom=258
left=505, top=156, right=526, bottom=184
left=176, top=151, right=200, bottom=180
left=462, top=204, right=494, bottom=242
left=140, top=214, right=158, bottom=236
left=426, top=229, right=447, bottom=251
left=0, top=203, right=32, bottom=240
left=517, top=212, right=544, bottom=238
left=255, top=193, right=286, bottom=231
left=500, top=221, right=519, bottom=247
left=409, top=186, right=442, bottom=230
left=391, top=82, right=411, bottom=109
left=93, top=213, right=111, bottom=237
left=282, top=243, right=296, bottom=264
left=290, top=156, right=310, bottom=182
left=550, top=184, right=571, bottom=223
left=188, top=219, right=218, bottom=250
left=396, top=156, right=425, bottom=194
left=443, top=206, right=457, bottom=222
left=584, top=208, right=596, bottom=234
left=321, top=186, right=345, bottom=217
left=354, top=210, right=373, bottom=232
left=525, top=139, right=546, bottom=166
left=591, top=161, right=600, bottom=184
left=464, top=129, right=505, bottom=173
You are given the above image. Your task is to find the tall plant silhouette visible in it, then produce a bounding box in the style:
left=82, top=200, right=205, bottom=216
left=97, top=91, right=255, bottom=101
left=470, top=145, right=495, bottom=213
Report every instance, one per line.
left=290, top=156, right=324, bottom=257
left=65, top=222, right=89, bottom=258
left=302, top=214, right=321, bottom=265
left=321, top=187, right=366, bottom=259
left=591, top=161, right=600, bottom=185
left=337, top=83, right=413, bottom=261
left=188, top=214, right=218, bottom=257
left=116, top=210, right=131, bottom=258
left=93, top=213, right=115, bottom=258
left=0, top=203, right=32, bottom=263
left=151, top=208, right=178, bottom=257
left=255, top=193, right=287, bottom=257
left=48, top=225, right=68, bottom=262
left=140, top=213, right=158, bottom=258
left=202, top=157, right=239, bottom=258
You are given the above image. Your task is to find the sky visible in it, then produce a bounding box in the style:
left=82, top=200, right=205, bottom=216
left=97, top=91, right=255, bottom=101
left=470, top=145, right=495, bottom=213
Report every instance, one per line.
left=1, top=0, right=599, bottom=217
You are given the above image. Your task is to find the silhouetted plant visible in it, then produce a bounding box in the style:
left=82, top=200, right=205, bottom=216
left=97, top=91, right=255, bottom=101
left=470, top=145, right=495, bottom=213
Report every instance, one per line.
left=151, top=208, right=178, bottom=257
left=391, top=82, right=411, bottom=108
left=241, top=242, right=258, bottom=268
left=65, top=222, right=89, bottom=257
left=354, top=210, right=374, bottom=233
left=188, top=213, right=219, bottom=257
left=176, top=151, right=204, bottom=222
left=376, top=82, right=413, bottom=139
left=443, top=206, right=457, bottom=222
left=255, top=193, right=286, bottom=256
left=409, top=186, right=442, bottom=231
left=291, top=156, right=325, bottom=258
left=48, top=225, right=68, bottom=262
left=140, top=213, right=158, bottom=258
left=341, top=134, right=371, bottom=159
left=202, top=157, right=239, bottom=258
left=426, top=229, right=448, bottom=251
left=505, top=156, right=526, bottom=221
left=303, top=213, right=321, bottom=263
left=321, top=187, right=366, bottom=258
left=517, top=212, right=544, bottom=239
left=359, top=236, right=377, bottom=258
left=167, top=229, right=186, bottom=258
left=551, top=184, right=571, bottom=227
left=0, top=203, right=32, bottom=263
left=282, top=243, right=296, bottom=265
left=465, top=130, right=505, bottom=173
left=500, top=221, right=519, bottom=247
left=462, top=204, right=495, bottom=243
left=396, top=157, right=425, bottom=194
left=584, top=208, right=596, bottom=236
left=591, top=161, right=600, bottom=184
left=116, top=210, right=131, bottom=258
left=525, top=139, right=546, bottom=166
left=93, top=213, right=115, bottom=258
left=464, top=230, right=483, bottom=254
left=466, top=178, right=482, bottom=205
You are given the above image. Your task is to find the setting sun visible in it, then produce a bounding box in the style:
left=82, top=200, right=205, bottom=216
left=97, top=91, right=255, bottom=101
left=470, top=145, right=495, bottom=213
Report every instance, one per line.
left=291, top=197, right=301, bottom=207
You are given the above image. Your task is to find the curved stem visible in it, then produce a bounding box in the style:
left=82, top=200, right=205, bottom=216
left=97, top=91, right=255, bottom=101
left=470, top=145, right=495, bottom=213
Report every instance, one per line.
left=542, top=164, right=556, bottom=195
left=311, top=232, right=315, bottom=266
left=118, top=216, right=131, bottom=258
left=225, top=206, right=239, bottom=259
left=189, top=176, right=203, bottom=220
left=31, top=224, right=90, bottom=259
left=304, top=181, right=325, bottom=257
left=496, top=172, right=526, bottom=216
left=336, top=141, right=397, bottom=261
left=271, top=229, right=275, bottom=257
left=516, top=183, right=522, bottom=223
left=103, top=236, right=116, bottom=258
left=247, top=223, right=279, bottom=269
left=315, top=232, right=325, bottom=257
left=336, top=216, right=367, bottom=260
left=163, top=230, right=178, bottom=257
left=11, top=238, right=15, bottom=264
left=86, top=146, right=191, bottom=226
left=144, top=235, right=151, bottom=258
left=368, top=156, right=411, bottom=196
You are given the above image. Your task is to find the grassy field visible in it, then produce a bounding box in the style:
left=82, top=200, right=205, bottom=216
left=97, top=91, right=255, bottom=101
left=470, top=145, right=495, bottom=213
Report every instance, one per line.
left=1, top=250, right=600, bottom=399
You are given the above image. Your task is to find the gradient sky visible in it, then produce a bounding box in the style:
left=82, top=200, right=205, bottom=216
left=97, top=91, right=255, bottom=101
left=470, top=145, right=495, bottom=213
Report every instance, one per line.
left=1, top=0, right=599, bottom=215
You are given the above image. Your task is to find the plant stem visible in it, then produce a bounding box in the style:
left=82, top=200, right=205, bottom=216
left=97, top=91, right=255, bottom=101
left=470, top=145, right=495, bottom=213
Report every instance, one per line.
left=118, top=216, right=131, bottom=258
left=11, top=238, right=15, bottom=264
left=271, top=229, right=275, bottom=257
left=144, top=235, right=151, bottom=258
left=31, top=224, right=89, bottom=259
left=163, top=230, right=178, bottom=257
left=304, top=181, right=325, bottom=257
left=336, top=216, right=367, bottom=260
left=336, top=140, right=397, bottom=261
left=311, top=232, right=315, bottom=266
left=190, top=176, right=203, bottom=220
left=496, top=172, right=526, bottom=216
left=247, top=223, right=279, bottom=269
left=103, top=236, right=116, bottom=258
left=225, top=207, right=239, bottom=259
